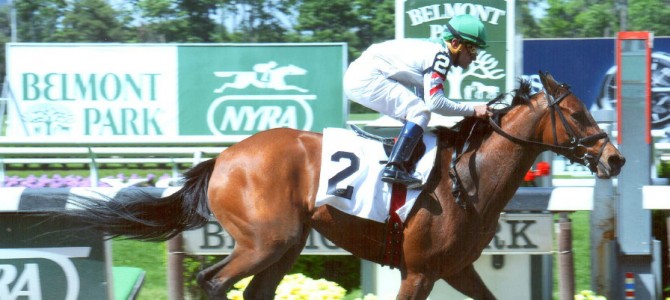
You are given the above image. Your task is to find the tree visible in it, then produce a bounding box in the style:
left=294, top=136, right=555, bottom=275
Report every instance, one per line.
left=538, top=0, right=585, bottom=37
left=574, top=1, right=617, bottom=37
left=0, top=5, right=11, bottom=84
left=294, top=0, right=395, bottom=61
left=211, top=0, right=299, bottom=43
left=14, top=0, right=67, bottom=42
left=531, top=0, right=670, bottom=38
left=517, top=0, right=542, bottom=38
left=295, top=0, right=361, bottom=59
left=53, top=0, right=132, bottom=42
left=177, top=0, right=218, bottom=42
left=133, top=0, right=183, bottom=42
left=132, top=0, right=218, bottom=42
left=352, top=0, right=395, bottom=57
left=628, top=0, right=670, bottom=36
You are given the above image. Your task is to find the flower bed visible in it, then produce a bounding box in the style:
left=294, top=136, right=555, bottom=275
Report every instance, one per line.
left=2, top=173, right=173, bottom=187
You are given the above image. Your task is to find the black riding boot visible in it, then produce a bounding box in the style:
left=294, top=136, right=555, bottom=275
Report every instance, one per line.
left=381, top=122, right=424, bottom=189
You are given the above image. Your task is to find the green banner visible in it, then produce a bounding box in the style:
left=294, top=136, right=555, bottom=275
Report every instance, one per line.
left=177, top=44, right=346, bottom=136
left=0, top=215, right=108, bottom=300
left=398, top=0, right=514, bottom=101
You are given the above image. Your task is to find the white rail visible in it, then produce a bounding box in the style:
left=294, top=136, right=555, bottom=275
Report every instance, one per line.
left=0, top=136, right=244, bottom=187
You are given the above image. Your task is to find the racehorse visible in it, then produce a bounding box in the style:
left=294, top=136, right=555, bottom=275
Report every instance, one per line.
left=61, top=72, right=624, bottom=299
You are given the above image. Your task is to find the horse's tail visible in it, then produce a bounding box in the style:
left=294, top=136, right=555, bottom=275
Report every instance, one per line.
left=61, top=158, right=217, bottom=241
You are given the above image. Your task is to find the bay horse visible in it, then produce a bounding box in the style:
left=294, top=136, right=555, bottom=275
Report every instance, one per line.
left=62, top=72, right=624, bottom=299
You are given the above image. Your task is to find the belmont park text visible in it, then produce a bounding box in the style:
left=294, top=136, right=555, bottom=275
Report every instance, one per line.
left=21, top=72, right=159, bottom=101
left=406, top=3, right=506, bottom=26
left=20, top=72, right=163, bottom=135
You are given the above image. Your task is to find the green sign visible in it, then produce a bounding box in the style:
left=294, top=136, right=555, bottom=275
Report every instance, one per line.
left=0, top=215, right=108, bottom=300
left=177, top=44, right=346, bottom=137
left=6, top=43, right=347, bottom=139
left=396, top=0, right=515, bottom=101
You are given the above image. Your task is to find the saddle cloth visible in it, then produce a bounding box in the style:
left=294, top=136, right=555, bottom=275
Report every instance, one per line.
left=315, top=128, right=437, bottom=223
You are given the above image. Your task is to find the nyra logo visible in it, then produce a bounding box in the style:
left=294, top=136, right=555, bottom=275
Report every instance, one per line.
left=207, top=61, right=316, bottom=136
left=0, top=247, right=90, bottom=300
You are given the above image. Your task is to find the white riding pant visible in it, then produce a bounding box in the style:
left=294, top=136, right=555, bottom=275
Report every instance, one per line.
left=343, top=59, right=431, bottom=130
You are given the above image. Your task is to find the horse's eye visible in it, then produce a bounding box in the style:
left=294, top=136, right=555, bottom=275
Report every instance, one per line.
left=571, top=111, right=589, bottom=124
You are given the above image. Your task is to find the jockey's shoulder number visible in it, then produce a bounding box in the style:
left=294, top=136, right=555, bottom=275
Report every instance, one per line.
left=431, top=51, right=451, bottom=76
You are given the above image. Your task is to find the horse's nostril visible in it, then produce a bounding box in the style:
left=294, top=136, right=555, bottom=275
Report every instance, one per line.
left=614, top=155, right=626, bottom=167
left=608, top=155, right=626, bottom=175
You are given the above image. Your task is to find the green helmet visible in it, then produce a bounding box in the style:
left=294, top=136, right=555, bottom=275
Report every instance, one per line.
left=442, top=14, right=487, bottom=49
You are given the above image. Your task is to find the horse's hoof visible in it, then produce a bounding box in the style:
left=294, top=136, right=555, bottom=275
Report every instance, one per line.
left=205, top=283, right=229, bottom=300
left=196, top=272, right=209, bottom=289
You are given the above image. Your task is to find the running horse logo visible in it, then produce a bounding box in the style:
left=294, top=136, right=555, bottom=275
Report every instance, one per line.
left=213, top=61, right=309, bottom=93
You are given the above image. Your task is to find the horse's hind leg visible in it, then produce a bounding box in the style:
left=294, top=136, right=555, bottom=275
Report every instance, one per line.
left=397, top=272, right=435, bottom=300
left=242, top=225, right=310, bottom=299
left=197, top=227, right=308, bottom=299
left=196, top=255, right=235, bottom=297
left=196, top=246, right=283, bottom=299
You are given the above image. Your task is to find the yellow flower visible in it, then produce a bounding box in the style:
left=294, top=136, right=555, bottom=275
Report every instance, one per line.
left=229, top=273, right=346, bottom=299
left=574, top=290, right=607, bottom=300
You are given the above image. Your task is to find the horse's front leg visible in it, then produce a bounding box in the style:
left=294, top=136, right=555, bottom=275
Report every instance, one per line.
left=443, top=264, right=496, bottom=300
left=397, top=272, right=435, bottom=300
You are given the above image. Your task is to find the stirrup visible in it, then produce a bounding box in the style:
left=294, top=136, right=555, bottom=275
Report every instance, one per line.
left=382, top=166, right=423, bottom=189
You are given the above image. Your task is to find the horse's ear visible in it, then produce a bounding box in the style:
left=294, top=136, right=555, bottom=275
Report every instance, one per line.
left=538, top=70, right=548, bottom=89
left=544, top=72, right=556, bottom=85
left=538, top=70, right=557, bottom=94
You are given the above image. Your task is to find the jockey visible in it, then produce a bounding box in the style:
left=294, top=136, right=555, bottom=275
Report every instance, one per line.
left=343, top=14, right=491, bottom=189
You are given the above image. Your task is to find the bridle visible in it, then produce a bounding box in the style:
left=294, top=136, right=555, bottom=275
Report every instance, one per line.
left=488, top=73, right=610, bottom=171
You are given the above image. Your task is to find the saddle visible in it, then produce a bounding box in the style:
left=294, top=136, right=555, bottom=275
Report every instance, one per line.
left=350, top=125, right=426, bottom=175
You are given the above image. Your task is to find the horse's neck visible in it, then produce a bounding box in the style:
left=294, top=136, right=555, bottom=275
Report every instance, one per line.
left=469, top=105, right=546, bottom=218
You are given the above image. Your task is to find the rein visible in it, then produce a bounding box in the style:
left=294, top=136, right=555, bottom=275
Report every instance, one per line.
left=488, top=75, right=610, bottom=169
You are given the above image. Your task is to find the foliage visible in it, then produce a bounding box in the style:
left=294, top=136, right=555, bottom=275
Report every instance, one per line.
left=575, top=290, right=607, bottom=300
left=227, top=273, right=346, bottom=299
left=181, top=254, right=361, bottom=299
left=517, top=0, right=542, bottom=37
left=295, top=0, right=394, bottom=61
left=3, top=0, right=669, bottom=90
left=54, top=0, right=132, bottom=42
left=659, top=159, right=670, bottom=178
left=532, top=0, right=670, bottom=38
left=3, top=0, right=670, bottom=57
left=652, top=210, right=670, bottom=298
left=290, top=255, right=361, bottom=290
left=183, top=255, right=221, bottom=299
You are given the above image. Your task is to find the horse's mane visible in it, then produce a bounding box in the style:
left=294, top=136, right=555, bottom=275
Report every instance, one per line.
left=432, top=79, right=535, bottom=147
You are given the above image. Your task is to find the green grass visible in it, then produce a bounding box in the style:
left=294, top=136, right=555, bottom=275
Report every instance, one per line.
left=553, top=211, right=592, bottom=299
left=348, top=113, right=380, bottom=121
left=112, top=239, right=169, bottom=300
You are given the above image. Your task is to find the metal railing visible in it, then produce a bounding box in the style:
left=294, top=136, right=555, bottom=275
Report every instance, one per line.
left=0, top=136, right=244, bottom=187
